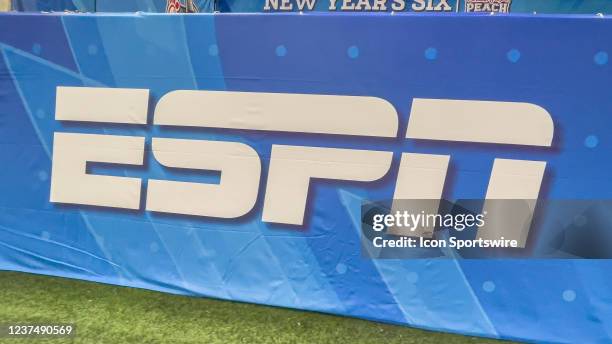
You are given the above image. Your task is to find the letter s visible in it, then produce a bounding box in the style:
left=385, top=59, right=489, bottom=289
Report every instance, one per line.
left=146, top=138, right=261, bottom=219
left=393, top=0, right=407, bottom=11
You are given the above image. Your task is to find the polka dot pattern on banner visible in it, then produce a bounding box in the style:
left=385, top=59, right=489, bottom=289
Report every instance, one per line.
left=150, top=242, right=160, bottom=253
left=507, top=49, right=521, bottom=63
left=483, top=281, right=496, bottom=293
left=88, top=44, right=98, bottom=55
left=275, top=45, right=287, bottom=57
left=37, top=171, right=48, bottom=182
left=32, top=43, right=42, bottom=55
left=347, top=45, right=359, bottom=59
left=594, top=51, right=608, bottom=65
left=208, top=44, right=219, bottom=57
left=585, top=135, right=599, bottom=148
left=424, top=47, right=437, bottom=60
left=406, top=272, right=419, bottom=284
left=563, top=289, right=576, bottom=302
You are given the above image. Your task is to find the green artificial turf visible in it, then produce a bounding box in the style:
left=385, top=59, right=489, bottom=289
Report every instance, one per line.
left=0, top=271, right=508, bottom=344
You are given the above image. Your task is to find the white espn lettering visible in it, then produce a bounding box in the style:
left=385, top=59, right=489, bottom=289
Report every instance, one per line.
left=154, top=90, right=398, bottom=138
left=146, top=138, right=261, bottom=219
left=50, top=132, right=145, bottom=209
left=262, top=145, right=393, bottom=225
left=50, top=87, right=554, bottom=245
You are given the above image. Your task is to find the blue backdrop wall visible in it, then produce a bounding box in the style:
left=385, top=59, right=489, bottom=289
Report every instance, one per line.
left=0, top=13, right=611, bottom=343
left=11, top=0, right=94, bottom=11
left=11, top=0, right=216, bottom=12
left=11, top=0, right=612, bottom=14
left=219, top=0, right=612, bottom=14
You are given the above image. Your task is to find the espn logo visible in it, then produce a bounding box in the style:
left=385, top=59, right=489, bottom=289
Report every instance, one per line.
left=50, top=87, right=553, bottom=246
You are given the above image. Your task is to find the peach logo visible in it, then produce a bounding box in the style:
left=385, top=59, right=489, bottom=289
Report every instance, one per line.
left=465, top=0, right=512, bottom=13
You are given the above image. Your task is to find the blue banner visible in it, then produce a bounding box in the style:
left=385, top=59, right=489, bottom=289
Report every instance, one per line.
left=11, top=0, right=612, bottom=14
left=0, top=12, right=611, bottom=343
left=220, top=0, right=612, bottom=14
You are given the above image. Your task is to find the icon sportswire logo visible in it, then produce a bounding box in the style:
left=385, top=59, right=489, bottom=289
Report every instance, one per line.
left=49, top=86, right=554, bottom=246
